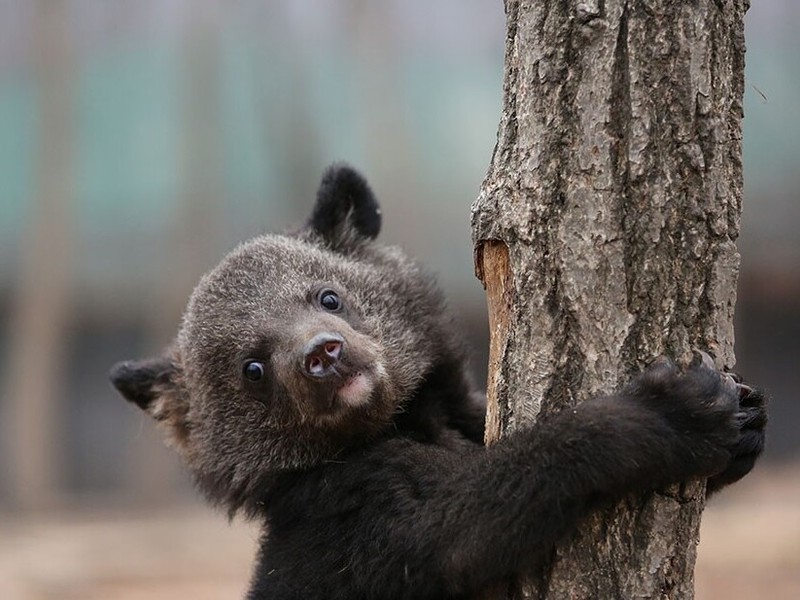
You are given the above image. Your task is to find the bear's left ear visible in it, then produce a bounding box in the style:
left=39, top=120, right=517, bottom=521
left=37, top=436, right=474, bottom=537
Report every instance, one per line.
left=304, top=163, right=382, bottom=249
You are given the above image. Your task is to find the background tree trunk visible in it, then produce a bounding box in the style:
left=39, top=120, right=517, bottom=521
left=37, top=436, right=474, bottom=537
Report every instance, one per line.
left=472, top=1, right=747, bottom=598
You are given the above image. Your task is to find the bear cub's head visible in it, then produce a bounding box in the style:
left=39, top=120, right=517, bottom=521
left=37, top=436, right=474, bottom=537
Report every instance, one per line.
left=110, top=164, right=452, bottom=515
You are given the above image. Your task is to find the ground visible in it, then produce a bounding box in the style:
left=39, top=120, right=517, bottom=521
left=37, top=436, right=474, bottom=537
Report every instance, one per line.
left=1, top=465, right=798, bottom=599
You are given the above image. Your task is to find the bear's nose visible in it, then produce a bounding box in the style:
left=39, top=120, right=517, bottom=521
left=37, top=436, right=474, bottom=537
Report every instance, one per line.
left=303, top=333, right=344, bottom=378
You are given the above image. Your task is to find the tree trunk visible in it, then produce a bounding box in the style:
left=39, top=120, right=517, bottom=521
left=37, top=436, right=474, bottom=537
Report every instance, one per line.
left=472, top=1, right=747, bottom=598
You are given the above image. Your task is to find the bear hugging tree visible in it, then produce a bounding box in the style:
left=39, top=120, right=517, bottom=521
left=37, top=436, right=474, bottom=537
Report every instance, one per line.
left=110, top=164, right=766, bottom=600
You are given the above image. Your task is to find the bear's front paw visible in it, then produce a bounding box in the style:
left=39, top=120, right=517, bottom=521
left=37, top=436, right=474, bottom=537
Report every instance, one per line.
left=627, top=352, right=741, bottom=480
left=706, top=381, right=768, bottom=494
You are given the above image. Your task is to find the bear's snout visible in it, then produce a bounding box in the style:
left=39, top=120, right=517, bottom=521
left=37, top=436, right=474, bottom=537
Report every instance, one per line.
left=303, top=332, right=344, bottom=379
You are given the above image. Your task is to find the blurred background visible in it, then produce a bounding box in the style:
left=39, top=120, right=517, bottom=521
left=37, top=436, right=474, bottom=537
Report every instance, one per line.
left=0, top=1, right=797, bottom=598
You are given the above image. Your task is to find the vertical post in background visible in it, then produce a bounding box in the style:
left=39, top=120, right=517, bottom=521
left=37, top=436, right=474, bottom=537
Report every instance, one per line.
left=4, top=0, right=75, bottom=510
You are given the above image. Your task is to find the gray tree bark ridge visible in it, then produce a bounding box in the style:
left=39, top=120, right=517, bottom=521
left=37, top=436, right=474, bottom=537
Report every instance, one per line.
left=472, top=0, right=747, bottom=598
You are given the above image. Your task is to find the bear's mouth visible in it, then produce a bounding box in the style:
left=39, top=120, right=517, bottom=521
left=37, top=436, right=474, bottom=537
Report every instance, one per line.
left=306, top=361, right=379, bottom=414
left=309, top=362, right=379, bottom=414
left=334, top=371, right=374, bottom=407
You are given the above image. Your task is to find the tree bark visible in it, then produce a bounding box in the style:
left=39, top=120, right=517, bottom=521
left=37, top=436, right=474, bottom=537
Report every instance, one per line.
left=472, top=1, right=747, bottom=598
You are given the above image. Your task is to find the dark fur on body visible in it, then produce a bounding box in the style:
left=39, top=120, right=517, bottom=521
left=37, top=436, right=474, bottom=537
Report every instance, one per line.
left=110, top=164, right=767, bottom=600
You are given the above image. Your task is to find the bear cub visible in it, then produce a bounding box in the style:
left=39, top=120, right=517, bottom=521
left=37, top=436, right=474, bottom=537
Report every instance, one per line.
left=111, top=164, right=767, bottom=600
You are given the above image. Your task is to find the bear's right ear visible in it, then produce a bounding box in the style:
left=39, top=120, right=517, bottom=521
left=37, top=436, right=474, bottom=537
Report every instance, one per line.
left=304, top=163, right=382, bottom=249
left=110, top=355, right=190, bottom=448
left=109, top=356, right=177, bottom=411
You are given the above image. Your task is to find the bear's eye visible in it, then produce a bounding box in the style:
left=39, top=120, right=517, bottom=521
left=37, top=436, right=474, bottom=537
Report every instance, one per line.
left=319, top=289, right=342, bottom=312
left=243, top=360, right=266, bottom=382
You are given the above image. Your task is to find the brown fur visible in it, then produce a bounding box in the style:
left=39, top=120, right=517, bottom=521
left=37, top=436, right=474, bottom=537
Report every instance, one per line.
left=110, top=165, right=465, bottom=515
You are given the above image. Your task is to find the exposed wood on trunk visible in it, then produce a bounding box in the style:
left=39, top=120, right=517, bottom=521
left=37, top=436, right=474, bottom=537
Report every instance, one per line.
left=475, top=240, right=512, bottom=445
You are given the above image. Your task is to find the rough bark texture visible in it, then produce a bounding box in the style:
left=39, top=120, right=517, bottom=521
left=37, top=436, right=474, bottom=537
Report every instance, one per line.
left=472, top=0, right=747, bottom=598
